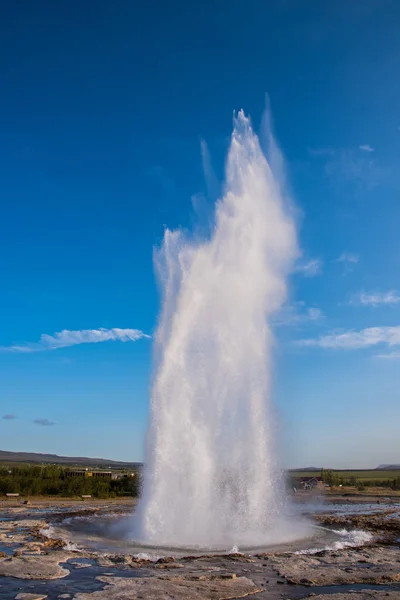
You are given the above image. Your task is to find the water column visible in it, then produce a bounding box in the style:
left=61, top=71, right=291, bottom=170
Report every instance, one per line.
left=134, top=111, right=298, bottom=549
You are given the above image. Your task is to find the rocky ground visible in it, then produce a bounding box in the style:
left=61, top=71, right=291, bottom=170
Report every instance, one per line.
left=0, top=498, right=399, bottom=599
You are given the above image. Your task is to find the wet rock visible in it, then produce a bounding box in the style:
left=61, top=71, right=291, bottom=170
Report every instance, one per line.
left=75, top=574, right=261, bottom=599
left=49, top=508, right=101, bottom=523
left=309, top=593, right=400, bottom=600
left=20, top=542, right=46, bottom=555
left=225, top=553, right=246, bottom=561
left=155, top=561, right=184, bottom=569
left=183, top=573, right=237, bottom=580
left=130, top=556, right=153, bottom=566
left=271, top=546, right=400, bottom=586
left=129, top=560, right=152, bottom=568
left=182, top=553, right=254, bottom=563
left=43, top=538, right=65, bottom=549
left=68, top=560, right=92, bottom=569
left=316, top=511, right=400, bottom=535
left=156, top=556, right=175, bottom=564
left=108, top=554, right=128, bottom=564
left=97, top=554, right=130, bottom=566
left=14, top=594, right=47, bottom=600
left=30, top=527, right=66, bottom=549
left=0, top=552, right=73, bottom=579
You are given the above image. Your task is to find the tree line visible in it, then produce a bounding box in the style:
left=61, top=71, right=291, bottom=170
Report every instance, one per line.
left=0, top=465, right=140, bottom=498
left=321, top=468, right=400, bottom=491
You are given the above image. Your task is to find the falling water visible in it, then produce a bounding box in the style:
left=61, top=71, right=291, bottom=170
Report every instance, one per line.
left=134, top=110, right=299, bottom=549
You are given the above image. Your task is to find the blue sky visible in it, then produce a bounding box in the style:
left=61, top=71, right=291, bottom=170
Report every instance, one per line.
left=1, top=0, right=400, bottom=468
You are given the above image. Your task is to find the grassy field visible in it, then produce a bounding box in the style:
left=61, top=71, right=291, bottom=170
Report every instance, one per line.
left=290, top=469, right=400, bottom=481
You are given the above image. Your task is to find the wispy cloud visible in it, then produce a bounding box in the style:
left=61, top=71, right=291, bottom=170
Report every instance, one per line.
left=200, top=138, right=220, bottom=201
left=307, top=147, right=335, bottom=157
left=2, top=414, right=17, bottom=420
left=307, top=307, right=324, bottom=321
left=295, top=258, right=323, bottom=277
left=335, top=252, right=359, bottom=264
left=376, top=351, right=400, bottom=360
left=275, top=302, right=324, bottom=326
left=359, top=144, right=374, bottom=152
left=334, top=252, right=359, bottom=276
left=0, top=328, right=150, bottom=353
left=297, top=326, right=400, bottom=350
left=315, top=147, right=385, bottom=192
left=353, top=291, right=400, bottom=307
left=34, top=419, right=56, bottom=427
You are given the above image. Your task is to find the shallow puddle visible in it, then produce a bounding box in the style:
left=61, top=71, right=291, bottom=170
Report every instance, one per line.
left=294, top=582, right=400, bottom=598
left=0, top=542, right=20, bottom=556
left=0, top=561, right=148, bottom=600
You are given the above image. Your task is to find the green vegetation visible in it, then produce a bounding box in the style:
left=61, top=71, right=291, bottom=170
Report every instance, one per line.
left=291, top=469, right=400, bottom=481
left=334, top=470, right=386, bottom=480
left=290, top=468, right=400, bottom=491
left=0, top=465, right=140, bottom=498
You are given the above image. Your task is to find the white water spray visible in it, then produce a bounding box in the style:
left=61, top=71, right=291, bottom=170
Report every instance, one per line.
left=134, top=110, right=298, bottom=549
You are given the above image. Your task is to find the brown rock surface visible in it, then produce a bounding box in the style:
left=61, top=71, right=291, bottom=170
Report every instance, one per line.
left=316, top=511, right=400, bottom=535
left=14, top=594, right=48, bottom=600
left=75, top=574, right=261, bottom=599
left=0, top=552, right=73, bottom=579
left=310, top=593, right=400, bottom=600
left=271, top=546, right=400, bottom=585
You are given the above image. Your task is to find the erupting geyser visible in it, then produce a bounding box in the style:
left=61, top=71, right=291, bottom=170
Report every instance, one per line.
left=134, top=110, right=299, bottom=549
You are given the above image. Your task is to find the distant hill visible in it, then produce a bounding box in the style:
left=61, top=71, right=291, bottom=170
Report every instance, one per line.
left=0, top=450, right=141, bottom=469
left=376, top=464, right=400, bottom=470
left=291, top=466, right=400, bottom=472
left=290, top=467, right=321, bottom=472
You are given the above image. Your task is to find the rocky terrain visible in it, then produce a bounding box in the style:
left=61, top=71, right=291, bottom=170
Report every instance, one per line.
left=0, top=499, right=399, bottom=599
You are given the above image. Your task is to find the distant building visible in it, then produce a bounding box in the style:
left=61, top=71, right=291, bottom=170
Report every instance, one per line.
left=111, top=472, right=136, bottom=480
left=65, top=470, right=88, bottom=478
left=299, top=476, right=324, bottom=490
left=65, top=470, right=112, bottom=479
left=91, top=471, right=112, bottom=479
left=65, top=470, right=136, bottom=479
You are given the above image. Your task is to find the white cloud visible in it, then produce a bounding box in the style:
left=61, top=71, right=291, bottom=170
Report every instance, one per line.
left=34, top=419, right=56, bottom=427
left=307, top=307, right=324, bottom=321
left=0, top=328, right=150, bottom=353
left=359, top=144, right=374, bottom=152
left=295, top=258, right=323, bottom=277
left=274, top=302, right=324, bottom=326
left=297, top=326, right=400, bottom=350
left=357, top=291, right=400, bottom=307
left=335, top=252, right=359, bottom=264
left=376, top=351, right=400, bottom=360
left=324, top=148, right=384, bottom=192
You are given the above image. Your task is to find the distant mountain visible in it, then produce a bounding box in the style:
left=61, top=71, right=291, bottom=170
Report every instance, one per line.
left=289, top=467, right=321, bottom=472
left=0, top=450, right=141, bottom=469
left=376, top=464, right=400, bottom=470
